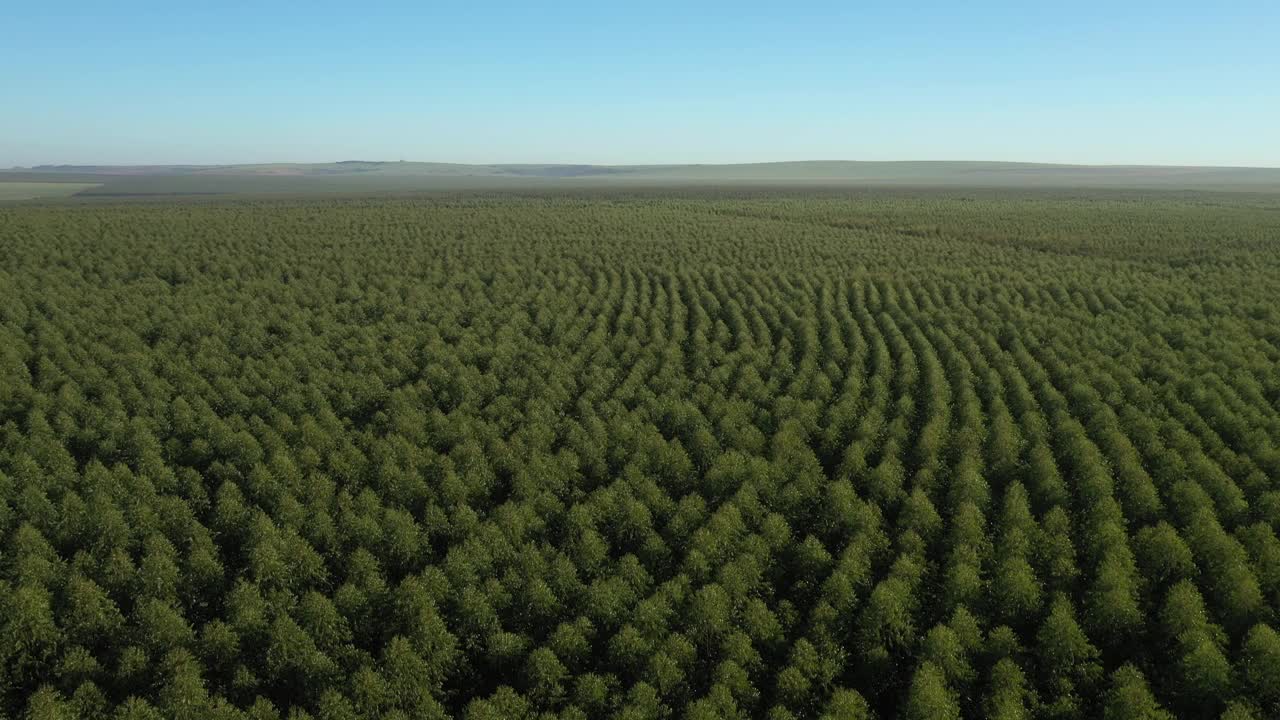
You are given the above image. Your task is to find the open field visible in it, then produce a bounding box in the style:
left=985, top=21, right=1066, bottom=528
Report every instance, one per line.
left=5, top=161, right=1280, bottom=198
left=0, top=181, right=102, bottom=201
left=2, top=189, right=1280, bottom=719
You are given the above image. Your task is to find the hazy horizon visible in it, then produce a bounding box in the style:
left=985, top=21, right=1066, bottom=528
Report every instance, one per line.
left=9, top=159, right=1280, bottom=171
left=4, top=1, right=1279, bottom=168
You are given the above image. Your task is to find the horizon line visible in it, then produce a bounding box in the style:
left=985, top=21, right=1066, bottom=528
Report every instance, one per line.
left=7, top=159, right=1280, bottom=172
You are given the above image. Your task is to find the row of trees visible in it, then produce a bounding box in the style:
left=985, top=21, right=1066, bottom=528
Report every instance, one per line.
left=1, top=191, right=1279, bottom=718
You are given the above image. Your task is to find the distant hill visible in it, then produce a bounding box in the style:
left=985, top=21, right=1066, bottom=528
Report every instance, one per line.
left=5, top=160, right=1280, bottom=197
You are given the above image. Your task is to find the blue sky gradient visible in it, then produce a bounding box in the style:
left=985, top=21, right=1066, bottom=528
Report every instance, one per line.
left=4, top=1, right=1278, bottom=166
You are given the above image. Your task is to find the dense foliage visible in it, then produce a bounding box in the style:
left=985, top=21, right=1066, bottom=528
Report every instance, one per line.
left=2, top=189, right=1280, bottom=719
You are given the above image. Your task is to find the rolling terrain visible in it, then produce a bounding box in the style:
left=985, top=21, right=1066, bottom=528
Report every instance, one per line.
left=4, top=161, right=1280, bottom=198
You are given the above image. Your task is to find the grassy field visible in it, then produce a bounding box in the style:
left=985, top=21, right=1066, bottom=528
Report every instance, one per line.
left=1, top=188, right=1279, bottom=719
left=0, top=181, right=101, bottom=201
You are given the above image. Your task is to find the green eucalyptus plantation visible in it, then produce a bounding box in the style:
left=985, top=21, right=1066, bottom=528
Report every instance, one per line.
left=2, top=189, right=1280, bottom=720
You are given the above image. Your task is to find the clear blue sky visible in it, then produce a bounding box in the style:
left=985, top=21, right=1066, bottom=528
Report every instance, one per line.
left=4, top=1, right=1278, bottom=167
